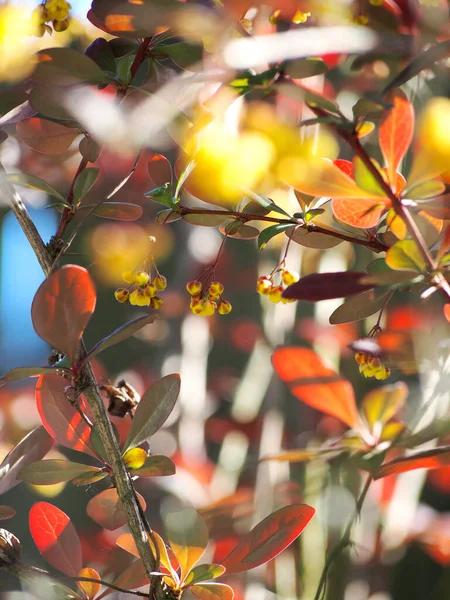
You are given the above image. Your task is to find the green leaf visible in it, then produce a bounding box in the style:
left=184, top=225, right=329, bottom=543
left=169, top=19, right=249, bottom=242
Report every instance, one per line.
left=175, top=160, right=196, bottom=199
left=285, top=57, right=328, bottom=79
left=144, top=182, right=173, bottom=207
left=405, top=180, right=446, bottom=200
left=386, top=240, right=426, bottom=272
left=182, top=213, right=229, bottom=227
left=85, top=202, right=143, bottom=221
left=116, top=54, right=135, bottom=85
left=220, top=223, right=260, bottom=240
left=152, top=42, right=203, bottom=69
left=81, top=314, right=157, bottom=367
left=156, top=209, right=181, bottom=224
left=352, top=98, right=386, bottom=120
left=164, top=508, right=208, bottom=582
left=240, top=188, right=291, bottom=218
left=129, top=454, right=175, bottom=477
left=32, top=47, right=109, bottom=86
left=258, top=223, right=292, bottom=250
left=123, top=374, right=181, bottom=452
left=18, top=460, right=102, bottom=485
left=286, top=226, right=342, bottom=250
left=5, top=173, right=66, bottom=202
left=329, top=290, right=391, bottom=325
left=185, top=564, right=226, bottom=586
left=73, top=168, right=99, bottom=204
left=353, top=157, right=386, bottom=196
left=362, top=382, right=408, bottom=432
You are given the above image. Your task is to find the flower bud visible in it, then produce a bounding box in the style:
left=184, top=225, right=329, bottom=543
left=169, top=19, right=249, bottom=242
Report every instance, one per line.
left=187, top=280, right=202, bottom=295
left=209, top=281, right=224, bottom=295
left=218, top=300, right=232, bottom=315
left=135, top=271, right=150, bottom=287
left=153, top=274, right=167, bottom=291
left=268, top=285, right=284, bottom=303
left=256, top=276, right=272, bottom=295
left=281, top=269, right=299, bottom=286
left=114, top=288, right=129, bottom=303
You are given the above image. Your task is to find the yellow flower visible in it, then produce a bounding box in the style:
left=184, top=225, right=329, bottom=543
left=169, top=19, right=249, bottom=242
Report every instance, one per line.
left=45, top=0, right=71, bottom=22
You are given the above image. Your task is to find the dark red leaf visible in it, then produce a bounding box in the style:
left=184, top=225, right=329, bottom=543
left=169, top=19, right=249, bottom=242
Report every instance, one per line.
left=272, top=347, right=359, bottom=428
left=36, top=374, right=96, bottom=456
left=148, top=153, right=173, bottom=187
left=31, top=265, right=96, bottom=366
left=29, top=502, right=83, bottom=576
left=221, top=504, right=315, bottom=574
left=0, top=366, right=72, bottom=387
left=0, top=426, right=54, bottom=495
left=282, top=272, right=373, bottom=301
left=375, top=446, right=450, bottom=479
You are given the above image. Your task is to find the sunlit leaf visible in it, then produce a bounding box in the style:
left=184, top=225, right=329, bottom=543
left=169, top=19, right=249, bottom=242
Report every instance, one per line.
left=19, top=460, right=102, bottom=485
left=116, top=530, right=174, bottom=574
left=86, top=488, right=146, bottom=531
left=221, top=503, right=315, bottom=574
left=362, top=382, right=407, bottom=433
left=283, top=157, right=378, bottom=199
left=406, top=180, right=446, bottom=200
left=356, top=121, right=375, bottom=138
left=29, top=502, right=82, bottom=576
left=73, top=168, right=99, bottom=204
left=36, top=374, right=96, bottom=456
left=81, top=314, right=157, bottom=366
left=191, top=583, right=234, bottom=600
left=260, top=448, right=340, bottom=463
left=4, top=173, right=66, bottom=202
left=329, top=290, right=391, bottom=325
left=220, top=223, right=260, bottom=240
left=31, top=265, right=96, bottom=365
left=282, top=271, right=373, bottom=302
left=122, top=448, right=147, bottom=470
left=77, top=568, right=101, bottom=600
left=272, top=347, right=359, bottom=429
left=185, top=564, right=226, bottom=586
left=332, top=196, right=387, bottom=229
left=165, top=508, right=208, bottom=582
left=16, top=118, right=80, bottom=155
left=353, top=157, right=386, bottom=196
left=123, top=374, right=181, bottom=452
left=0, top=426, right=53, bottom=495
left=130, top=454, right=176, bottom=477
left=375, top=446, right=450, bottom=479
left=386, top=240, right=426, bottom=272
left=182, top=213, right=228, bottom=227
left=71, top=470, right=108, bottom=486
left=379, top=90, right=414, bottom=184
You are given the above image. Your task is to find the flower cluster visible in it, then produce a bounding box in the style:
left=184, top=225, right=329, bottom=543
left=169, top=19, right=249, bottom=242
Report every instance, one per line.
left=256, top=267, right=298, bottom=304
left=187, top=280, right=232, bottom=317
left=355, top=352, right=391, bottom=380
left=33, top=0, right=71, bottom=36
left=115, top=269, right=166, bottom=309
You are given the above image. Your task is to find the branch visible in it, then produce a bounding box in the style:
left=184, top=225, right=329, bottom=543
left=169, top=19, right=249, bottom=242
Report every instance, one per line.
left=1, top=162, right=165, bottom=599
left=176, top=205, right=388, bottom=253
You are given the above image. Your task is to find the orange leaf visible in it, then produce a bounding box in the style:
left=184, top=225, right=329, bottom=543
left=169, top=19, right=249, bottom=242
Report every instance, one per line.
left=375, top=446, right=450, bottom=479
left=77, top=567, right=101, bottom=600
left=31, top=265, right=96, bottom=366
left=272, top=347, right=359, bottom=429
left=379, top=90, right=415, bottom=184
left=191, top=583, right=234, bottom=600
left=165, top=508, right=208, bottom=582
left=332, top=197, right=387, bottom=229
left=87, top=488, right=146, bottom=531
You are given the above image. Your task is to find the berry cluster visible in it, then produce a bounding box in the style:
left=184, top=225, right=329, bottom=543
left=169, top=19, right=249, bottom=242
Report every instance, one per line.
left=256, top=267, right=299, bottom=304
left=355, top=352, right=391, bottom=380
left=33, top=0, right=71, bottom=35
left=187, top=280, right=232, bottom=317
left=115, top=269, right=166, bottom=309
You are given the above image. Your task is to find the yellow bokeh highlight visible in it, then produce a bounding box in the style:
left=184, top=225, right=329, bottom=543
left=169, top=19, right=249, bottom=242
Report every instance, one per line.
left=417, top=97, right=450, bottom=171
left=183, top=102, right=338, bottom=206
left=0, top=5, right=39, bottom=81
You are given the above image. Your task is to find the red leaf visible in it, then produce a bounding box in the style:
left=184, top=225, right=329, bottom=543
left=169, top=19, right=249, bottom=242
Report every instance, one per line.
left=29, top=502, right=82, bottom=576
left=334, top=159, right=354, bottom=177
left=31, top=265, right=96, bottom=366
left=86, top=488, right=146, bottom=531
left=272, top=347, right=359, bottom=428
left=221, top=504, right=315, bottom=574
left=379, top=90, right=415, bottom=184
left=332, top=197, right=387, bottom=229
left=36, top=374, right=96, bottom=456
left=375, top=446, right=450, bottom=479
left=282, top=272, right=373, bottom=301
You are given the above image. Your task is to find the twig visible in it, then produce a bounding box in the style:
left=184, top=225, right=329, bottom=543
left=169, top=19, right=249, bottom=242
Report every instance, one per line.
left=176, top=205, right=388, bottom=253
left=313, top=475, right=373, bottom=600
left=55, top=156, right=89, bottom=240
left=3, top=165, right=165, bottom=598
